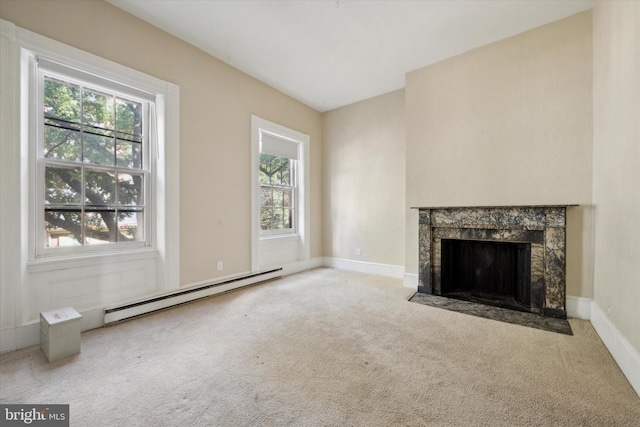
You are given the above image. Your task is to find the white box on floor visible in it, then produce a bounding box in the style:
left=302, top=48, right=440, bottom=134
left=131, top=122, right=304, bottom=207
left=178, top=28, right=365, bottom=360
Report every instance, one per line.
left=40, top=307, right=82, bottom=362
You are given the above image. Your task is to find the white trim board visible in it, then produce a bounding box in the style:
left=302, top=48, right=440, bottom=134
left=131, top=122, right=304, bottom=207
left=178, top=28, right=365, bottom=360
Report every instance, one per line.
left=590, top=302, right=640, bottom=398
left=566, top=296, right=591, bottom=320
left=0, top=259, right=323, bottom=353
left=0, top=306, right=105, bottom=354
left=282, top=257, right=324, bottom=276
left=403, top=273, right=418, bottom=289
left=322, top=257, right=404, bottom=279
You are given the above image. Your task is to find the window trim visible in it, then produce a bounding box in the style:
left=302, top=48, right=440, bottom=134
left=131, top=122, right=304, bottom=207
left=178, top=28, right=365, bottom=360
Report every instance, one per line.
left=251, top=115, right=310, bottom=272
left=0, top=18, right=180, bottom=291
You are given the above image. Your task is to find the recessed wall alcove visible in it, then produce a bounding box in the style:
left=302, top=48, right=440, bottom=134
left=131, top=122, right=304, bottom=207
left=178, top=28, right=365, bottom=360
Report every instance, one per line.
left=416, top=206, right=573, bottom=319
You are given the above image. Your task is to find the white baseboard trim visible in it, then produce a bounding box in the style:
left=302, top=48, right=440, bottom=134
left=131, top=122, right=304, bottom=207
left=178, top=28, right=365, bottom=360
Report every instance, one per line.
left=403, top=273, right=418, bottom=289
left=322, top=257, right=404, bottom=279
left=1, top=261, right=326, bottom=353
left=566, top=296, right=592, bottom=320
left=282, top=257, right=324, bottom=276
left=0, top=306, right=106, bottom=354
left=0, top=328, right=17, bottom=354
left=590, top=301, right=640, bottom=397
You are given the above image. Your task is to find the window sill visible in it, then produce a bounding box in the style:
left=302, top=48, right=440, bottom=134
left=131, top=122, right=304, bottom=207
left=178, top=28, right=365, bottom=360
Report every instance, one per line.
left=259, top=233, right=300, bottom=241
left=27, top=248, right=159, bottom=273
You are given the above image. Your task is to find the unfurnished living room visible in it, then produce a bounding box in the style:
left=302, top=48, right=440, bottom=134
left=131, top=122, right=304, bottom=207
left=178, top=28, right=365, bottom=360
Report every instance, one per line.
left=0, top=0, right=639, bottom=425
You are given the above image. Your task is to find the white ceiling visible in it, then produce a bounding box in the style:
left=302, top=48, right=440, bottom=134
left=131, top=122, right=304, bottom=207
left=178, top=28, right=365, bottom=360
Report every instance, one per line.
left=108, top=0, right=593, bottom=112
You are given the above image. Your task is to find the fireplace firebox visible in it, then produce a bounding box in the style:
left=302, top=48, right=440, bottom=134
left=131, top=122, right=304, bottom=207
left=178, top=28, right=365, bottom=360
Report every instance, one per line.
left=440, top=239, right=531, bottom=312
left=416, top=206, right=573, bottom=319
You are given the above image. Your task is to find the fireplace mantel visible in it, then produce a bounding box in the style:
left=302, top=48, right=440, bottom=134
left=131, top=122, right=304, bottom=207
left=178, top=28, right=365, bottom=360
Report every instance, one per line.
left=416, top=205, right=576, bottom=319
left=411, top=204, right=578, bottom=210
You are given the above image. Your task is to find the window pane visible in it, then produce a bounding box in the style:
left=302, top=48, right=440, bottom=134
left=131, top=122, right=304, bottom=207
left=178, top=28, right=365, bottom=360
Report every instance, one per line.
left=280, top=159, right=291, bottom=185
left=44, top=77, right=82, bottom=162
left=85, top=170, right=116, bottom=206
left=84, top=210, right=116, bottom=245
left=116, top=98, right=143, bottom=143
left=260, top=153, right=275, bottom=164
left=273, top=209, right=284, bottom=229
left=44, top=126, right=81, bottom=161
left=116, top=140, right=142, bottom=169
left=44, top=78, right=80, bottom=124
left=118, top=209, right=144, bottom=242
left=118, top=173, right=144, bottom=206
left=84, top=133, right=115, bottom=166
left=82, top=88, right=114, bottom=136
left=283, top=208, right=292, bottom=229
left=259, top=166, right=271, bottom=184
left=45, top=209, right=82, bottom=247
left=272, top=188, right=284, bottom=208
left=260, top=186, right=273, bottom=207
left=260, top=208, right=272, bottom=230
left=272, top=158, right=281, bottom=185
left=259, top=155, right=276, bottom=184
left=45, top=166, right=82, bottom=206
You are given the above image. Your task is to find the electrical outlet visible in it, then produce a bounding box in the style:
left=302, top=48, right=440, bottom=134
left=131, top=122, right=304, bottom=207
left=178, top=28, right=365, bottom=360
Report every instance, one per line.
left=356, top=248, right=361, bottom=256
left=217, top=261, right=223, bottom=271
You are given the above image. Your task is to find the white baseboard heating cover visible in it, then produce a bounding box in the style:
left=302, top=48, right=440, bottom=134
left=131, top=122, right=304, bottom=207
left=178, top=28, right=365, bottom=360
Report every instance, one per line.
left=104, top=268, right=282, bottom=325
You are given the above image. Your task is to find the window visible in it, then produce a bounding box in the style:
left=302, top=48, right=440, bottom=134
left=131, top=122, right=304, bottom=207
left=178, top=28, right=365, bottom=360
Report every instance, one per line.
left=259, top=132, right=299, bottom=235
left=251, top=116, right=310, bottom=272
left=36, top=59, right=153, bottom=255
left=1, top=19, right=180, bottom=337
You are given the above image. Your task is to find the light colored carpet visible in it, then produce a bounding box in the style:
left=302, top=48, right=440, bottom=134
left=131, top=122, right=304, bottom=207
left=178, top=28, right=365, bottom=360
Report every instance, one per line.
left=1, top=268, right=639, bottom=426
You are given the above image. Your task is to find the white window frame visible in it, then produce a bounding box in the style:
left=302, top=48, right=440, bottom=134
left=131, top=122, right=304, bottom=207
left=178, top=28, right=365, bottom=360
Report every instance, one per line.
left=35, top=60, right=153, bottom=256
left=251, top=116, right=310, bottom=272
left=0, top=18, right=180, bottom=286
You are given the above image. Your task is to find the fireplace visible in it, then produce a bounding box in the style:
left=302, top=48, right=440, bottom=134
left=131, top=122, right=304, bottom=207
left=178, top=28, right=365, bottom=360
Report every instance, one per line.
left=417, top=206, right=572, bottom=319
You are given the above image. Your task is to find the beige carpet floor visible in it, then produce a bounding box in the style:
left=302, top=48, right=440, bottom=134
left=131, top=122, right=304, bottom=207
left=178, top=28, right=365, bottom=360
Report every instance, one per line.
left=1, top=268, right=639, bottom=426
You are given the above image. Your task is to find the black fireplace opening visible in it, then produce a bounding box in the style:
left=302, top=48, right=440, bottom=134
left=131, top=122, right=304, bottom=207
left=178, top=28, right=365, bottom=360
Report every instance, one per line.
left=440, top=239, right=532, bottom=313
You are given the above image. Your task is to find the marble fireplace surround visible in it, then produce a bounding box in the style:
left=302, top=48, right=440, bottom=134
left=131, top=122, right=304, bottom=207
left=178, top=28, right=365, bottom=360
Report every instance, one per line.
left=416, top=206, right=573, bottom=319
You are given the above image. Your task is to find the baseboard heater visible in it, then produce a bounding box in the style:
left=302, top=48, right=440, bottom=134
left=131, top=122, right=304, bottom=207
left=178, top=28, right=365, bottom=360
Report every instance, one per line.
left=104, top=268, right=282, bottom=325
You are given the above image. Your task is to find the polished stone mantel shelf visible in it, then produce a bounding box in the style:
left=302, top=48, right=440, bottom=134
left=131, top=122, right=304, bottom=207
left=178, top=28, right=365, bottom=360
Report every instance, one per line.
left=411, top=205, right=579, bottom=209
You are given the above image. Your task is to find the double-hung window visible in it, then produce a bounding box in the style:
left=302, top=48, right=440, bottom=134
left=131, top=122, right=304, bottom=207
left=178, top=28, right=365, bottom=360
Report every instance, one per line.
left=259, top=132, right=299, bottom=235
left=37, top=59, right=153, bottom=255
left=251, top=116, right=310, bottom=272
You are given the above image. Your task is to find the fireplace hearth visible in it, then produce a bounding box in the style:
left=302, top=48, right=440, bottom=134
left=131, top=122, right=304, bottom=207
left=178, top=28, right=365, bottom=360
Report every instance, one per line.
left=415, top=206, right=573, bottom=319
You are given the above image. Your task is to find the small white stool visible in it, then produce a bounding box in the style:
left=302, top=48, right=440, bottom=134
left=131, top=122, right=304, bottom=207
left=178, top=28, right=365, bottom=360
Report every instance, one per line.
left=40, top=307, right=82, bottom=362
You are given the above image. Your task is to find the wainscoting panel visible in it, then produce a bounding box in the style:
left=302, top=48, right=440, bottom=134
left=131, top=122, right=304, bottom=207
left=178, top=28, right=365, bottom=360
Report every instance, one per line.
left=25, top=256, right=159, bottom=324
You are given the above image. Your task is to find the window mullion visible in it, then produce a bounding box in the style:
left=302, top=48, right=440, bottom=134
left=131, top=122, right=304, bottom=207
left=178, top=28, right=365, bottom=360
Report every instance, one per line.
left=80, top=165, right=85, bottom=245
left=79, top=85, right=85, bottom=246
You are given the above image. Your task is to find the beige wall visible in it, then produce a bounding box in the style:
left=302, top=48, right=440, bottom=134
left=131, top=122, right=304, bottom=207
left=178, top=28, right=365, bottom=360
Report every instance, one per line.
left=323, top=90, right=405, bottom=266
left=405, top=11, right=594, bottom=298
left=0, top=0, right=323, bottom=286
left=592, top=1, right=640, bottom=352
